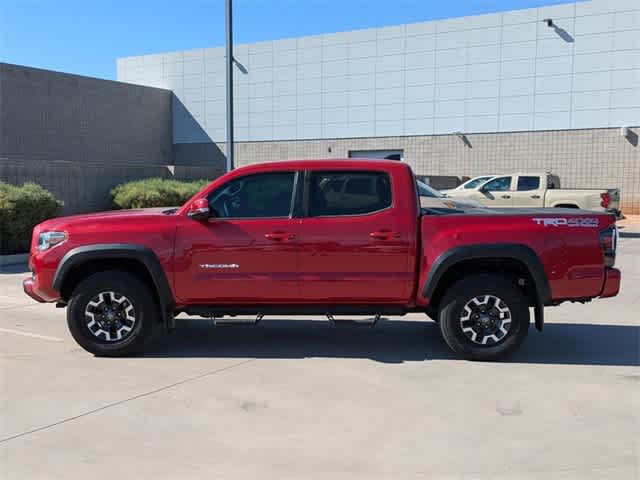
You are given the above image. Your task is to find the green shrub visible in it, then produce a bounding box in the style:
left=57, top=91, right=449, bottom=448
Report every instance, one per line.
left=0, top=182, right=64, bottom=255
left=109, top=178, right=209, bottom=210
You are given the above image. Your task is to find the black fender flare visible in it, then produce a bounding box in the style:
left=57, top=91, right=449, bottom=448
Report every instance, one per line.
left=53, top=244, right=174, bottom=325
left=423, top=243, right=551, bottom=331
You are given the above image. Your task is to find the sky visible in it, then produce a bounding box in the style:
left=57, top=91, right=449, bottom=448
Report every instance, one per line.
left=1, top=0, right=572, bottom=80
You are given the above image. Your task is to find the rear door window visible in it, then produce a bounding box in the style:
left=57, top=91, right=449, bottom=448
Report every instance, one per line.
left=308, top=171, right=392, bottom=216
left=517, top=176, right=540, bottom=191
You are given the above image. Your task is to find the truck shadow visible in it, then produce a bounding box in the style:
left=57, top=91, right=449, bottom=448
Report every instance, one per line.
left=145, top=318, right=639, bottom=367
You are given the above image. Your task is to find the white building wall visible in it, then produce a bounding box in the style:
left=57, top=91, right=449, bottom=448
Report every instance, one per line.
left=117, top=0, right=640, bottom=143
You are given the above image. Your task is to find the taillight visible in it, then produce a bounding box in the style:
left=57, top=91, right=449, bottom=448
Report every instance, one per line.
left=599, top=226, right=618, bottom=267
left=600, top=192, right=610, bottom=209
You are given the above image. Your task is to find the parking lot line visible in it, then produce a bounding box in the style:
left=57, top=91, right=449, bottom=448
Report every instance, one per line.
left=0, top=327, right=63, bottom=342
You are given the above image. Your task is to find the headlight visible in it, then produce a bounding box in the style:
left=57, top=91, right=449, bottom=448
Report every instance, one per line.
left=37, top=231, right=67, bottom=252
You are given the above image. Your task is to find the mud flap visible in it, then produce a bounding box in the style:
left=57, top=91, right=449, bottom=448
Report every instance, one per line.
left=534, top=303, right=544, bottom=331
left=164, top=309, right=176, bottom=333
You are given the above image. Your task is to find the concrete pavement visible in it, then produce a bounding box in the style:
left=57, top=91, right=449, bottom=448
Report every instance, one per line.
left=0, top=239, right=638, bottom=480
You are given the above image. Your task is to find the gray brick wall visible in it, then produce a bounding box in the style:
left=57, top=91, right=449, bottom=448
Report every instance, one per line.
left=216, top=126, right=640, bottom=213
left=0, top=160, right=219, bottom=214
left=0, top=63, right=215, bottom=214
left=0, top=62, right=173, bottom=165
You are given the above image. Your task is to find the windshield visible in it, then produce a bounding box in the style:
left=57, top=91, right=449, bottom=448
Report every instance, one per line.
left=462, top=176, right=494, bottom=189
left=417, top=180, right=445, bottom=198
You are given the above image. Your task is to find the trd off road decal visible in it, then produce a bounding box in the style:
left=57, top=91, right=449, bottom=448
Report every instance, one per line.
left=532, top=217, right=599, bottom=228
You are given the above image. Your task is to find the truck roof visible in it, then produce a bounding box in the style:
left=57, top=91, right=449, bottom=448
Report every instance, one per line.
left=508, top=172, right=555, bottom=176
left=230, top=158, right=411, bottom=174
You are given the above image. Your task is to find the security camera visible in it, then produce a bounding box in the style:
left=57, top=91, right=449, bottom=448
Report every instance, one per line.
left=543, top=18, right=554, bottom=27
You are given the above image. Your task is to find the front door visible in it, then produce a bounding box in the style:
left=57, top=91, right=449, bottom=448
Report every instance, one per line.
left=298, top=170, right=413, bottom=303
left=474, top=176, right=514, bottom=207
left=174, top=171, right=300, bottom=303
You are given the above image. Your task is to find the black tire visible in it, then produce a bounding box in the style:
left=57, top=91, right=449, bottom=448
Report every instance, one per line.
left=438, top=274, right=530, bottom=361
left=67, top=271, right=159, bottom=356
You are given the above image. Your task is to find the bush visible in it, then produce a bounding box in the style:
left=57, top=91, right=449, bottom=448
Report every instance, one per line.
left=109, top=178, right=209, bottom=210
left=0, top=182, right=64, bottom=255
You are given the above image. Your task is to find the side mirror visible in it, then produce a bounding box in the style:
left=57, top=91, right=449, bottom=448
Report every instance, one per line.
left=479, top=185, right=489, bottom=193
left=188, top=198, right=210, bottom=221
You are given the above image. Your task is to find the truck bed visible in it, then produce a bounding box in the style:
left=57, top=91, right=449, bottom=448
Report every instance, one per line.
left=421, top=206, right=611, bottom=217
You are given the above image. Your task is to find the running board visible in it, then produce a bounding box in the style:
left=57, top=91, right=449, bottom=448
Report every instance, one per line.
left=213, top=316, right=261, bottom=326
left=186, top=305, right=407, bottom=317
left=327, top=314, right=382, bottom=326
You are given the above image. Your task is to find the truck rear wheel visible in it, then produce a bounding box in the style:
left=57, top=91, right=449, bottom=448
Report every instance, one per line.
left=438, top=274, right=529, bottom=361
left=67, top=271, right=158, bottom=356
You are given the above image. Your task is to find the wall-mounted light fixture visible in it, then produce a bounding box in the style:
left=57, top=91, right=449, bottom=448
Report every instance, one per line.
left=453, top=131, right=472, bottom=148
left=542, top=18, right=574, bottom=42
left=621, top=126, right=638, bottom=147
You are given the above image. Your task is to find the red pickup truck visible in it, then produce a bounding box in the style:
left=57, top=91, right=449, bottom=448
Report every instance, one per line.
left=23, top=160, right=621, bottom=361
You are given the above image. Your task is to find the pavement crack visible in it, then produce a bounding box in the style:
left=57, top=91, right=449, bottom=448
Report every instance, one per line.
left=0, top=358, right=256, bottom=445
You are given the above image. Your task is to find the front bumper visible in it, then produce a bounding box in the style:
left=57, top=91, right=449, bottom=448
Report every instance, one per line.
left=600, top=267, right=621, bottom=298
left=23, top=277, right=47, bottom=303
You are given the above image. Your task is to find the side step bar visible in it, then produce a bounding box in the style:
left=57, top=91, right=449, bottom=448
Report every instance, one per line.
left=327, top=313, right=381, bottom=326
left=186, top=304, right=407, bottom=317
left=212, top=313, right=383, bottom=326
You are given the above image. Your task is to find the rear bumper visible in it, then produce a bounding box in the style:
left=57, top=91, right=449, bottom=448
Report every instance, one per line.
left=606, top=208, right=622, bottom=219
left=23, top=277, right=47, bottom=303
left=600, top=268, right=621, bottom=298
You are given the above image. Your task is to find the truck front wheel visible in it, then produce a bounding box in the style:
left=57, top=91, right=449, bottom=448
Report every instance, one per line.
left=438, top=274, right=530, bottom=361
left=67, top=271, right=158, bottom=356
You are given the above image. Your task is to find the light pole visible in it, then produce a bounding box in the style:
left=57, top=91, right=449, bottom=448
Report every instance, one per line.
left=225, top=0, right=234, bottom=171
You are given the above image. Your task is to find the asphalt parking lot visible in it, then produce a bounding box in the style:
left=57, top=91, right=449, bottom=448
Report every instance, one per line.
left=1, top=236, right=638, bottom=479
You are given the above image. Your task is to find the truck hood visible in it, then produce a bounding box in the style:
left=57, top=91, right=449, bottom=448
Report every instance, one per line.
left=35, top=207, right=176, bottom=232
left=443, top=189, right=479, bottom=198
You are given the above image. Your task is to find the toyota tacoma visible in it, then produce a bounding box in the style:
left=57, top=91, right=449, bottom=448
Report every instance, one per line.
left=443, top=171, right=620, bottom=214
left=23, top=160, right=621, bottom=360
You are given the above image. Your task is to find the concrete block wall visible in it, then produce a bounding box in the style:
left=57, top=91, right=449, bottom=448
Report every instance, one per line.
left=0, top=160, right=221, bottom=214
left=220, top=126, right=640, bottom=214
left=0, top=63, right=221, bottom=214
left=0, top=63, right=173, bottom=165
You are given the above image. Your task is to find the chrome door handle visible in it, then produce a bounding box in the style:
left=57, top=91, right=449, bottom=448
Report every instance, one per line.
left=369, top=230, right=399, bottom=240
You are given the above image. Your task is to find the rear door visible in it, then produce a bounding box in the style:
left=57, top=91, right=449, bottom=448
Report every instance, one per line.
left=510, top=175, right=545, bottom=207
left=474, top=176, right=514, bottom=207
left=297, top=169, right=414, bottom=302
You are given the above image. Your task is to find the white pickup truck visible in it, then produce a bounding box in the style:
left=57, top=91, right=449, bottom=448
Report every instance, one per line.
left=443, top=172, right=620, bottom=214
